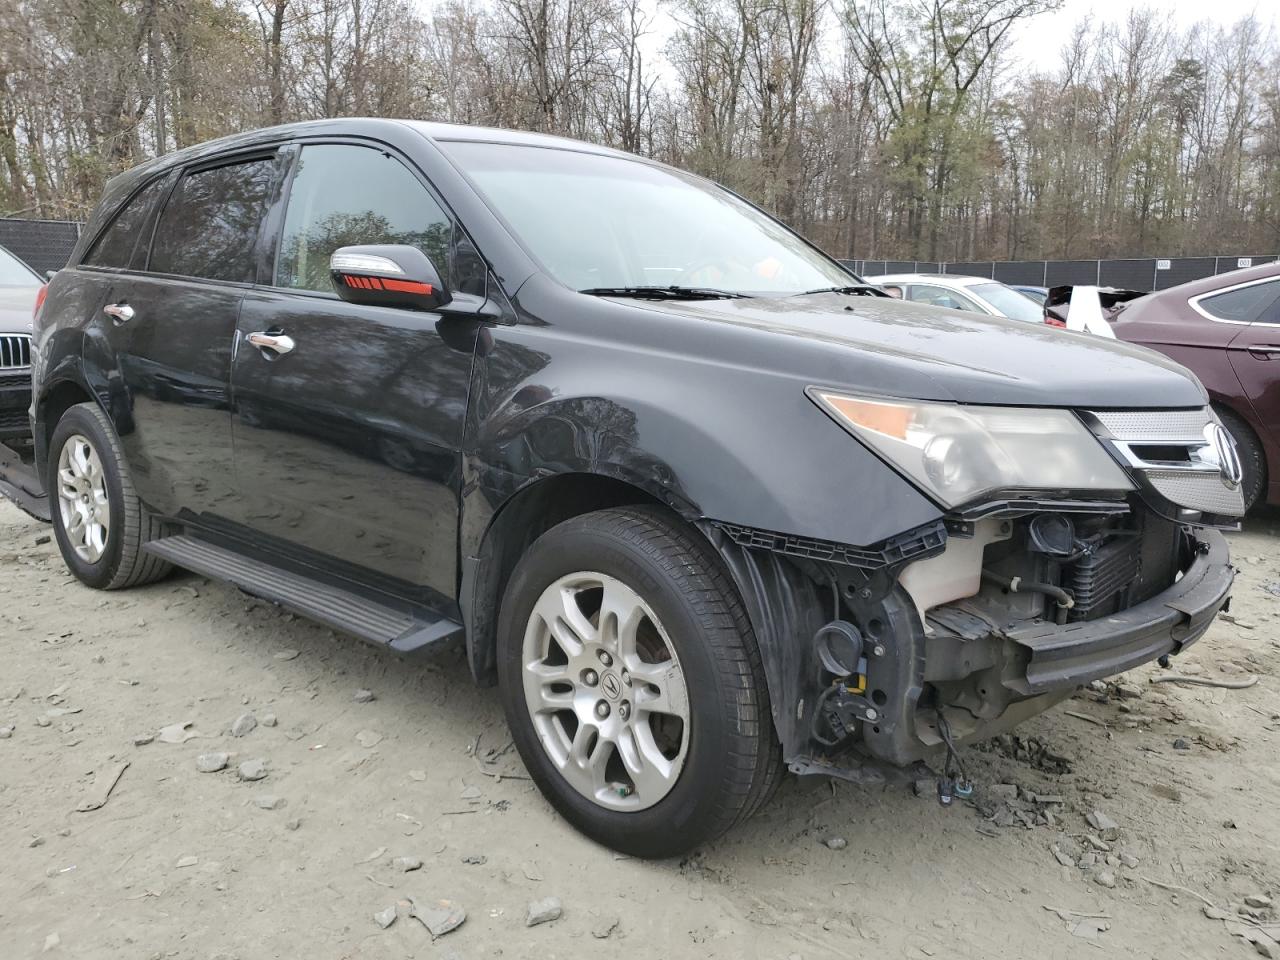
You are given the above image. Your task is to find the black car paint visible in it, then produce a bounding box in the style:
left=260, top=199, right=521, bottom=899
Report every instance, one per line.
left=32, top=118, right=1230, bottom=776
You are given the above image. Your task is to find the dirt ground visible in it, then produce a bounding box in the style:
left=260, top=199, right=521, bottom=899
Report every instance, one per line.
left=2, top=497, right=1278, bottom=959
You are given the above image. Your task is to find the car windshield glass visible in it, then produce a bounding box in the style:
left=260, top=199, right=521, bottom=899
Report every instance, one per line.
left=442, top=141, right=852, bottom=296
left=0, top=247, right=38, bottom=286
left=972, top=282, right=1042, bottom=322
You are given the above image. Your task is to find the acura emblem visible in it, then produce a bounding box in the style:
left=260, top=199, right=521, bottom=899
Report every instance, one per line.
left=1203, top=423, right=1244, bottom=488
left=601, top=673, right=621, bottom=700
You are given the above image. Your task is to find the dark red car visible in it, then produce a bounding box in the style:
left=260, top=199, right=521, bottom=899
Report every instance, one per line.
left=1113, top=262, right=1280, bottom=509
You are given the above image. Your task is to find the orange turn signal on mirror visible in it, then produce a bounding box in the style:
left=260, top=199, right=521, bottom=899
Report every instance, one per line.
left=815, top=393, right=914, bottom=440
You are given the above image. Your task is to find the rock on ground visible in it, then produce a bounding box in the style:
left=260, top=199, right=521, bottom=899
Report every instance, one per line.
left=526, top=897, right=563, bottom=927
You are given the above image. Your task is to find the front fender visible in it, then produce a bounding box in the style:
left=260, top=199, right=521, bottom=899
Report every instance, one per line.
left=460, top=315, right=942, bottom=558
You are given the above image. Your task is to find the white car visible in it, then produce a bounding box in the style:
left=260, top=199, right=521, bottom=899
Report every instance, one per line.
left=866, top=273, right=1044, bottom=323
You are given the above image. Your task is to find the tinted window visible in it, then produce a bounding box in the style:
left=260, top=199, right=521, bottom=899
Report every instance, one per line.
left=84, top=175, right=171, bottom=270
left=149, top=157, right=276, bottom=283
left=275, top=144, right=452, bottom=293
left=1198, top=280, right=1280, bottom=323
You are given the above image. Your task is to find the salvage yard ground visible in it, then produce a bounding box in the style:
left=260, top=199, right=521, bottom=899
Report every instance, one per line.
left=2, top=497, right=1278, bottom=959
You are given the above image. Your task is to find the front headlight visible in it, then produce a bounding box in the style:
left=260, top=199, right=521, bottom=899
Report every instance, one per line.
left=808, top=389, right=1133, bottom=508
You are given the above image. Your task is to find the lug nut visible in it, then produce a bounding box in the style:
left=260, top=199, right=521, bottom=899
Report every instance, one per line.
left=594, top=700, right=610, bottom=719
left=583, top=669, right=599, bottom=687
left=619, top=701, right=631, bottom=720
left=621, top=670, right=632, bottom=687
left=597, top=650, right=613, bottom=667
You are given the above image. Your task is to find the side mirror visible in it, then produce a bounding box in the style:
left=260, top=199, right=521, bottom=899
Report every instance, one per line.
left=329, top=244, right=452, bottom=312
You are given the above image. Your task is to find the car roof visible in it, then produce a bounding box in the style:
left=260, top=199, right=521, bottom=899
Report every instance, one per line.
left=109, top=118, right=637, bottom=190
left=1148, top=260, right=1280, bottom=300
left=866, top=273, right=990, bottom=288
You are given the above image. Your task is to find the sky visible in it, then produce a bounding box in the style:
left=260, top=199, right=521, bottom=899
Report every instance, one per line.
left=622, top=0, right=1278, bottom=86
left=1008, top=0, right=1276, bottom=61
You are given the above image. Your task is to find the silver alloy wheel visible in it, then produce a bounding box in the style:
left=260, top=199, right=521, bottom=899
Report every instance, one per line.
left=56, top=433, right=111, bottom=563
left=521, top=572, right=691, bottom=811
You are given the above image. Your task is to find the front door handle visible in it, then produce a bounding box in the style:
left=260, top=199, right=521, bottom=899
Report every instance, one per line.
left=1247, top=346, right=1280, bottom=360
left=103, top=303, right=134, bottom=324
left=246, top=331, right=296, bottom=357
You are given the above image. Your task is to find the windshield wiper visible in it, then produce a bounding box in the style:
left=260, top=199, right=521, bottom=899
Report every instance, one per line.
left=579, top=285, right=751, bottom=301
left=798, top=284, right=887, bottom=297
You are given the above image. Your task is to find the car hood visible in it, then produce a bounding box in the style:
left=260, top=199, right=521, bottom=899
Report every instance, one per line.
left=659, top=292, right=1207, bottom=408
left=0, top=285, right=37, bottom=334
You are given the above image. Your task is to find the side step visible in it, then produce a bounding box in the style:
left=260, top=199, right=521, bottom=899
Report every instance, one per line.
left=0, top=441, right=50, bottom=522
left=143, top=535, right=463, bottom=654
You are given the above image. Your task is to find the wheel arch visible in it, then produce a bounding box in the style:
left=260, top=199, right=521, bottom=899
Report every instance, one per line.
left=34, top=375, right=100, bottom=481
left=460, top=471, right=678, bottom=687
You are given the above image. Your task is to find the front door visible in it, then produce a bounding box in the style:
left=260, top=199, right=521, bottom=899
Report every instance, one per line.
left=230, top=142, right=477, bottom=602
left=81, top=153, right=281, bottom=520
left=1221, top=278, right=1280, bottom=497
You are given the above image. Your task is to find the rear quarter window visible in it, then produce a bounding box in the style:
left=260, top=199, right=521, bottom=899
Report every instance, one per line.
left=1196, top=279, right=1280, bottom=323
left=83, top=175, right=172, bottom=271
left=148, top=157, right=277, bottom=283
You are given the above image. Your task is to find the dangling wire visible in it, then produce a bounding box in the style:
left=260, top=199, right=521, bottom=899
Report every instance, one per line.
left=935, top=708, right=970, bottom=788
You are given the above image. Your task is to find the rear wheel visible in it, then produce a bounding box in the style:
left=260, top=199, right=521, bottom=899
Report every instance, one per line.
left=1215, top=405, right=1266, bottom=511
left=47, top=402, right=172, bottom=589
left=497, top=506, right=781, bottom=857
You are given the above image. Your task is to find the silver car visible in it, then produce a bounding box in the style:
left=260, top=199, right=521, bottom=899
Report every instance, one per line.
left=0, top=244, right=41, bottom=440
left=867, top=273, right=1044, bottom=323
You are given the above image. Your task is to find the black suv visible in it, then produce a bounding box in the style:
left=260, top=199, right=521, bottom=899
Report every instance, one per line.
left=31, top=119, right=1241, bottom=856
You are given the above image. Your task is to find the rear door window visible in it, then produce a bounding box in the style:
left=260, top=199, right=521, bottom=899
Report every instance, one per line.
left=274, top=144, right=453, bottom=293
left=1197, top=280, right=1280, bottom=323
left=148, top=157, right=276, bottom=283
left=83, top=175, right=172, bottom=271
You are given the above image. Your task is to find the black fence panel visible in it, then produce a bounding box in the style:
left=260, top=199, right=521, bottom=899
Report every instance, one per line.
left=1045, top=260, right=1100, bottom=285
left=849, top=254, right=1278, bottom=292
left=1100, top=259, right=1155, bottom=290
left=0, top=218, right=81, bottom=275
left=1155, top=257, right=1217, bottom=290
left=992, top=261, right=1047, bottom=285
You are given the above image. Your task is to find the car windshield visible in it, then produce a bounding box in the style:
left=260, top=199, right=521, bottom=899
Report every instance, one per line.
left=0, top=246, right=38, bottom=286
left=442, top=141, right=853, bottom=296
left=971, top=282, right=1042, bottom=322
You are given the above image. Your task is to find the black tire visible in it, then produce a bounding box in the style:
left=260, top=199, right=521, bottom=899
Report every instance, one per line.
left=497, top=505, right=782, bottom=858
left=47, top=402, right=172, bottom=590
left=1215, top=405, right=1266, bottom=511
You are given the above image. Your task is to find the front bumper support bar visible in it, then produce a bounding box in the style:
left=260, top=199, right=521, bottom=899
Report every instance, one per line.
left=1004, top=529, right=1232, bottom=695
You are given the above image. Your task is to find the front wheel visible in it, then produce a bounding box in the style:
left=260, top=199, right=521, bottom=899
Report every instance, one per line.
left=497, top=506, right=781, bottom=858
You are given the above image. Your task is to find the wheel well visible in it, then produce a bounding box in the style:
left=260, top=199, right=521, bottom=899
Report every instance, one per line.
left=462, top=473, right=671, bottom=686
left=36, top=380, right=95, bottom=468
left=1212, top=402, right=1266, bottom=474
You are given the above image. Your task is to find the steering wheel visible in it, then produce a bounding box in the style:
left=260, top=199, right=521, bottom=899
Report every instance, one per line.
left=680, top=256, right=753, bottom=288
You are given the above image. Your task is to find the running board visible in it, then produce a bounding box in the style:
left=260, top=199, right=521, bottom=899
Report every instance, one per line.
left=143, top=535, right=463, bottom=654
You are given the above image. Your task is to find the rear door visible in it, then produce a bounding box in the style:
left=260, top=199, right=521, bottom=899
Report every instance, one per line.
left=229, top=141, right=479, bottom=602
left=82, top=152, right=283, bottom=519
left=1215, top=277, right=1280, bottom=450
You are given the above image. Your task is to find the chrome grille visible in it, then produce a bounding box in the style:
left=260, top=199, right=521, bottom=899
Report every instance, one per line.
left=1143, top=469, right=1245, bottom=516
left=1087, top=407, right=1245, bottom=517
left=0, top=334, right=31, bottom=369
left=1092, top=408, right=1209, bottom=441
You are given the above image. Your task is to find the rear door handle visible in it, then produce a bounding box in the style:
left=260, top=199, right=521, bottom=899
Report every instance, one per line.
left=103, top=303, right=134, bottom=324
left=1247, top=346, right=1280, bottom=360
left=246, top=331, right=296, bottom=356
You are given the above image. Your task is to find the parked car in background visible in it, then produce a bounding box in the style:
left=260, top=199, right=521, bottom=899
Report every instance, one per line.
left=866, top=273, right=1043, bottom=323
left=1010, top=284, right=1047, bottom=305
left=0, top=243, right=42, bottom=441
left=31, top=119, right=1241, bottom=856
left=1112, top=262, right=1280, bottom=511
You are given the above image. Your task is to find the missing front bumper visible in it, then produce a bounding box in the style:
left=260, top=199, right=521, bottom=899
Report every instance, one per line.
left=1004, top=529, right=1231, bottom=694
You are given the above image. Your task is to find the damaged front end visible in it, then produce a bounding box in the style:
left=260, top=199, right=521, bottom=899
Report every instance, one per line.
left=703, top=406, right=1239, bottom=790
